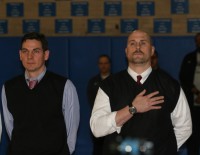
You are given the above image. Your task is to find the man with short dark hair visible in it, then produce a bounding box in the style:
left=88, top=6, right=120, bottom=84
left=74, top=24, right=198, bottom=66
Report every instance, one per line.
left=87, top=54, right=111, bottom=108
left=2, top=32, right=80, bottom=155
left=87, top=54, right=111, bottom=155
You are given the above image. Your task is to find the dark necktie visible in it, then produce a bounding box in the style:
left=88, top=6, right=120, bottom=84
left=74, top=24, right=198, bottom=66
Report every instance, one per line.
left=28, top=80, right=38, bottom=89
left=137, top=75, right=142, bottom=85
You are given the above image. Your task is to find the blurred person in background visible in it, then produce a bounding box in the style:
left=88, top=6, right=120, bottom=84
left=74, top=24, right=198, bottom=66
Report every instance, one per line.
left=179, top=32, right=200, bottom=155
left=87, top=54, right=111, bottom=155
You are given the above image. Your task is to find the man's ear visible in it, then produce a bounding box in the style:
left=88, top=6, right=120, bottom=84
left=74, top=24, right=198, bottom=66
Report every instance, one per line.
left=19, top=50, right=22, bottom=61
left=125, top=47, right=128, bottom=55
left=44, top=50, right=50, bottom=61
left=151, top=46, right=155, bottom=56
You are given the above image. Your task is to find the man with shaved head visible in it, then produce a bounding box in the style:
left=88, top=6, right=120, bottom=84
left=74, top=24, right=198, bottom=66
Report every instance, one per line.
left=90, top=30, right=192, bottom=155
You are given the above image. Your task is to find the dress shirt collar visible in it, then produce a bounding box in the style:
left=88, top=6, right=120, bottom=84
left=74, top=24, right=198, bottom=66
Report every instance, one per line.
left=127, top=66, right=152, bottom=84
left=25, top=67, right=46, bottom=83
left=101, top=73, right=110, bottom=80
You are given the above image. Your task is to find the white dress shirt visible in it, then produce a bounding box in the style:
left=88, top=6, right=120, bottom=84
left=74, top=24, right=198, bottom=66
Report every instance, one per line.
left=90, top=67, right=192, bottom=149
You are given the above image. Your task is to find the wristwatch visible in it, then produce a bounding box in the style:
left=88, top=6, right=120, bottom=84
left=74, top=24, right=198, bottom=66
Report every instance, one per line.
left=129, top=106, right=137, bottom=115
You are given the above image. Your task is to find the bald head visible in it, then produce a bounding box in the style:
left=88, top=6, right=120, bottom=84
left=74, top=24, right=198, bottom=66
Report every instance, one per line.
left=127, top=30, right=152, bottom=45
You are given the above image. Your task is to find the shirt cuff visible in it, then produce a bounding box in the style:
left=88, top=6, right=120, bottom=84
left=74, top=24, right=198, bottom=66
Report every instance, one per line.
left=108, top=111, right=122, bottom=134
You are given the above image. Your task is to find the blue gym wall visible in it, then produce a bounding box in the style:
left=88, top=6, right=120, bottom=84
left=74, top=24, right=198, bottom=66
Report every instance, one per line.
left=0, top=36, right=196, bottom=155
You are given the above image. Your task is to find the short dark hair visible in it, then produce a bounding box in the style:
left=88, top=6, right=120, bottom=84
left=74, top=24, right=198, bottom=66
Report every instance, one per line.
left=98, top=54, right=111, bottom=64
left=21, top=32, right=48, bottom=51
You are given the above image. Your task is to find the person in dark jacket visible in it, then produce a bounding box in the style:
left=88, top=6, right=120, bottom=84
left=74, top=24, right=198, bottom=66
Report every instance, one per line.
left=90, top=30, right=192, bottom=155
left=87, top=54, right=111, bottom=109
left=179, top=32, right=200, bottom=155
left=87, top=54, right=111, bottom=155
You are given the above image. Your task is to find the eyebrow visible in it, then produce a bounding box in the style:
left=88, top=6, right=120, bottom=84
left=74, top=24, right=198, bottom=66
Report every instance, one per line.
left=21, top=47, right=41, bottom=50
left=128, top=39, right=148, bottom=42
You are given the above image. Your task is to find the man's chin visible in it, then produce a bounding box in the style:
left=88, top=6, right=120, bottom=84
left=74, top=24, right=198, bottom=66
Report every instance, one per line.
left=131, top=58, right=144, bottom=64
left=26, top=68, right=37, bottom=72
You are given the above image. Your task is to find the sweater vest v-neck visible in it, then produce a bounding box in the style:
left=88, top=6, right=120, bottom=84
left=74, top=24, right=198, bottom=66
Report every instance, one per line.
left=100, top=69, right=180, bottom=155
left=5, top=71, right=70, bottom=155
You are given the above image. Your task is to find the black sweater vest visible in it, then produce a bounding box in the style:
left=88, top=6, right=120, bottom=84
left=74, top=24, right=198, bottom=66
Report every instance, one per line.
left=5, top=71, right=70, bottom=155
left=100, top=69, right=180, bottom=155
